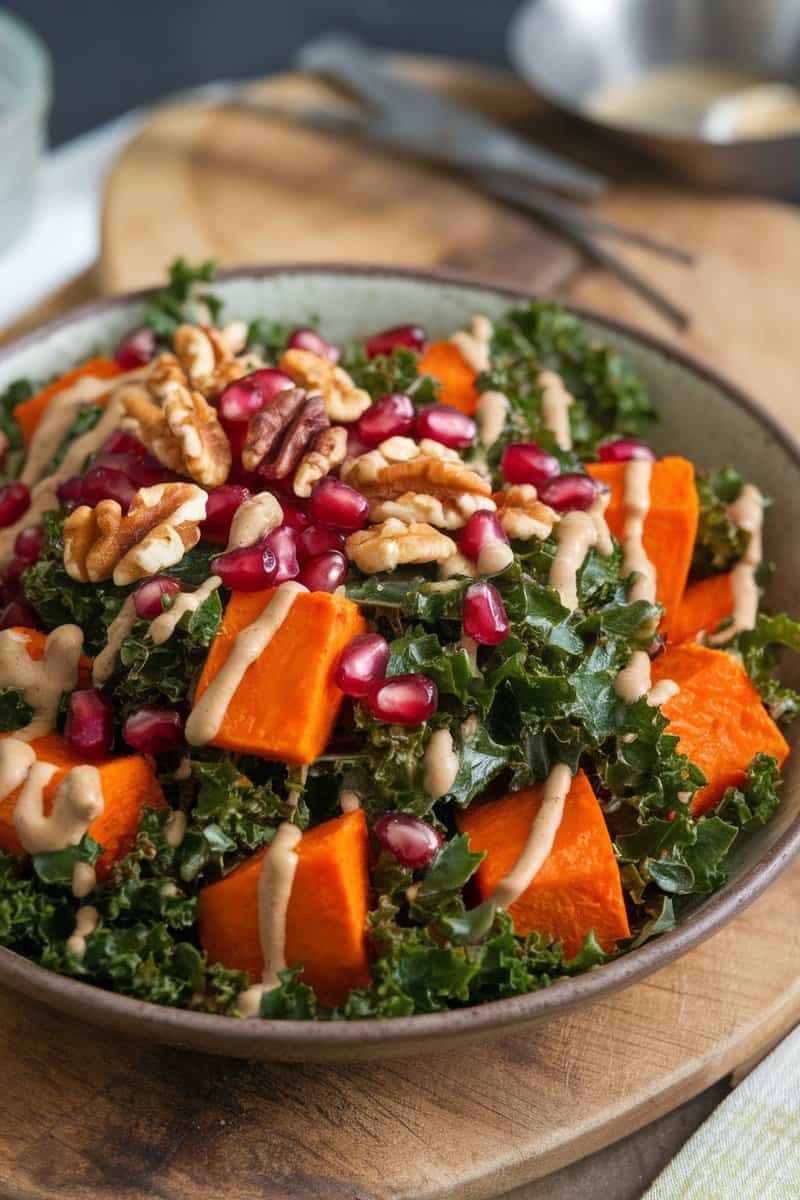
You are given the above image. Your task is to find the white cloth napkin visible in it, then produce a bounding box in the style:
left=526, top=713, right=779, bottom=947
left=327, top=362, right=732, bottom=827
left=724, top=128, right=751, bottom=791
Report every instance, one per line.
left=644, top=1022, right=800, bottom=1200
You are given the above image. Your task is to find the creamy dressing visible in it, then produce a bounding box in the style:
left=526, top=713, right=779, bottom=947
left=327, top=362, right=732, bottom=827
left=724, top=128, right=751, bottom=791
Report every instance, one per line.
left=492, top=763, right=572, bottom=910
left=14, top=762, right=103, bottom=854
left=646, top=678, right=680, bottom=708
left=538, top=370, right=574, bottom=452
left=149, top=576, right=222, bottom=646
left=477, top=539, right=514, bottom=576
left=613, top=649, right=652, bottom=704
left=450, top=314, right=492, bottom=374
left=621, top=459, right=656, bottom=604
left=708, top=483, right=764, bottom=646
left=21, top=376, right=112, bottom=488
left=237, top=821, right=302, bottom=1017
left=71, top=860, right=96, bottom=899
left=587, top=491, right=614, bottom=557
left=186, top=581, right=307, bottom=746
left=339, top=789, right=361, bottom=814
left=439, top=551, right=478, bottom=580
left=92, top=597, right=137, bottom=686
left=423, top=728, right=460, bottom=799
left=475, top=390, right=509, bottom=450
left=226, top=493, right=283, bottom=551
left=66, top=905, right=99, bottom=961
left=0, top=625, right=83, bottom=740
left=549, top=510, right=596, bottom=611
left=164, top=809, right=188, bottom=848
left=0, top=738, right=35, bottom=798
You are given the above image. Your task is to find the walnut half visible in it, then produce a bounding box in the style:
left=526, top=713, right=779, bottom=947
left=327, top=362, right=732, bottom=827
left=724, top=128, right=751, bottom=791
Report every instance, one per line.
left=64, top=482, right=208, bottom=586
left=345, top=519, right=456, bottom=574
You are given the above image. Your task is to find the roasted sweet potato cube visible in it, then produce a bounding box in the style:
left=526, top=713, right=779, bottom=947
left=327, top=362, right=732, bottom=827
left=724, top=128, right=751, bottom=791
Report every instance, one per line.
left=417, top=341, right=480, bottom=414
left=651, top=642, right=789, bottom=815
left=191, top=588, right=366, bottom=765
left=198, top=809, right=371, bottom=1007
left=0, top=732, right=166, bottom=877
left=586, top=457, right=698, bottom=638
left=671, top=573, right=734, bottom=644
left=457, top=771, right=630, bottom=957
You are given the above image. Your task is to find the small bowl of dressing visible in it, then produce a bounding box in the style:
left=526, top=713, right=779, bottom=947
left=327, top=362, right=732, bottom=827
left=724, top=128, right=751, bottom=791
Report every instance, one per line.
left=0, top=8, right=50, bottom=251
left=508, top=0, right=800, bottom=197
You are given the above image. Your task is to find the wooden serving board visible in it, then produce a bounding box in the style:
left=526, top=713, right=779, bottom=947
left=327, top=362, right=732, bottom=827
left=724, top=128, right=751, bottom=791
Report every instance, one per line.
left=2, top=57, right=800, bottom=1200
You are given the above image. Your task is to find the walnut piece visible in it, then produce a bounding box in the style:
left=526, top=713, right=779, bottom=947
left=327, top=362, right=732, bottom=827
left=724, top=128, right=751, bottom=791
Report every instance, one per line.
left=345, top=519, right=456, bottom=574
left=494, top=485, right=557, bottom=541
left=242, top=388, right=329, bottom=481
left=64, top=483, right=208, bottom=586
left=369, top=491, right=494, bottom=530
left=280, top=347, right=371, bottom=422
left=172, top=323, right=259, bottom=399
left=293, top=426, right=348, bottom=498
left=124, top=362, right=231, bottom=488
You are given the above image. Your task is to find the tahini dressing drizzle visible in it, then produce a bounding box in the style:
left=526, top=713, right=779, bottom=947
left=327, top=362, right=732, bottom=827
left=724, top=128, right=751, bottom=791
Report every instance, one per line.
left=225, top=493, right=283, bottom=551
left=450, top=314, right=492, bottom=373
left=707, top=483, right=764, bottom=645
left=491, top=763, right=573, bottom=909
left=149, top=576, right=222, bottom=646
left=92, top=597, right=138, bottom=686
left=538, top=370, right=574, bottom=452
left=549, top=511, right=598, bottom=611
left=13, top=762, right=103, bottom=854
left=450, top=316, right=511, bottom=461
left=186, top=581, right=307, bottom=746
left=237, top=821, right=303, bottom=1017
left=0, top=625, right=83, bottom=739
left=66, top=905, right=99, bottom=961
left=423, top=728, right=460, bottom=799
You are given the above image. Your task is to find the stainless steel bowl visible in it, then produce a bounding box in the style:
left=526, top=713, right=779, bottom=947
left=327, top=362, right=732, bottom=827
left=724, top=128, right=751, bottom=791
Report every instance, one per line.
left=508, top=0, right=800, bottom=197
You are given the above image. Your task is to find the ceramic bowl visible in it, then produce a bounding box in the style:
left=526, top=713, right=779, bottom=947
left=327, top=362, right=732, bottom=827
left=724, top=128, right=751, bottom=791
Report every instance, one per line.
left=0, top=265, right=798, bottom=1062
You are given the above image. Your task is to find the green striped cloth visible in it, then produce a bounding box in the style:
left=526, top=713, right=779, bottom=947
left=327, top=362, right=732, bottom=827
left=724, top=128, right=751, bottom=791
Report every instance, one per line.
left=644, top=1024, right=800, bottom=1199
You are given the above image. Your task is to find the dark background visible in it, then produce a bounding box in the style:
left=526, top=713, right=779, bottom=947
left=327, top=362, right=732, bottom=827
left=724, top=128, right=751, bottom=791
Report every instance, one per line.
left=7, top=0, right=520, bottom=146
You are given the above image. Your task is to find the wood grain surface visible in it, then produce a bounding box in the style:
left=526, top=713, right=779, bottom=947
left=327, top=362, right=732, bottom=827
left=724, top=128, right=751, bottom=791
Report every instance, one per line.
left=2, top=56, right=799, bottom=1200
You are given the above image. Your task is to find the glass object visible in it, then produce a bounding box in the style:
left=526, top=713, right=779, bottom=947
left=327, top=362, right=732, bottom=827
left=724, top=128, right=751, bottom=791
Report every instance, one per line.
left=0, top=9, right=50, bottom=252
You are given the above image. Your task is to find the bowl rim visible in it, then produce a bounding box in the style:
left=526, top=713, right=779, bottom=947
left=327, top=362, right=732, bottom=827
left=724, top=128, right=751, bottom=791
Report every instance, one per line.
left=1, top=260, right=799, bottom=1056
left=506, top=0, right=800, bottom=152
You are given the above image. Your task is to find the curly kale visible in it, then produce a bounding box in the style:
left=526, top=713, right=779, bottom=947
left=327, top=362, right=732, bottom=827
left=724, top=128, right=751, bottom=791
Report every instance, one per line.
left=340, top=344, right=440, bottom=407
left=143, top=257, right=222, bottom=341
left=693, top=467, right=749, bottom=577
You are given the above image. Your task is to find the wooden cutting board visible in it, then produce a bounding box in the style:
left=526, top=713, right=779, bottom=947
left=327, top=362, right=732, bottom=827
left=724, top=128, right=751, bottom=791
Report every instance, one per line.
left=2, top=57, right=800, bottom=1200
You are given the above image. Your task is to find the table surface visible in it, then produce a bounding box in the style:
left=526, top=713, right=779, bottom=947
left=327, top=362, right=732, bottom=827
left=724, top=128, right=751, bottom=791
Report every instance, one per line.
left=2, top=55, right=800, bottom=1200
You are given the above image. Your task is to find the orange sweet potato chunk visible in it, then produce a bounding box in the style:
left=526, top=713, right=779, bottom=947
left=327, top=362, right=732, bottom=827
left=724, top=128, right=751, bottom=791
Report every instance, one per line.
left=192, top=588, right=366, bottom=765
left=198, top=810, right=371, bottom=1007
left=651, top=642, right=789, bottom=815
left=417, top=341, right=480, bottom=414
left=13, top=357, right=122, bottom=446
left=457, top=771, right=630, bottom=957
left=671, top=573, right=734, bottom=644
left=0, top=732, right=166, bottom=876
left=586, top=457, right=698, bottom=638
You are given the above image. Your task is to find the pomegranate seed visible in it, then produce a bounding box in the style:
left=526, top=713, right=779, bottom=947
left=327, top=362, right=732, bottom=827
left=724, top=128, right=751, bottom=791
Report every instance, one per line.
left=123, top=706, right=186, bottom=754
left=374, top=812, right=443, bottom=868
left=335, top=633, right=389, bottom=697
left=501, top=443, right=560, bottom=487
left=65, top=688, right=114, bottom=757
left=297, top=524, right=344, bottom=561
left=367, top=674, right=438, bottom=725
left=0, top=482, right=30, bottom=528
left=463, top=581, right=509, bottom=645
left=365, top=324, right=427, bottom=359
left=415, top=404, right=476, bottom=449
left=346, top=427, right=370, bottom=459
left=81, top=465, right=137, bottom=512
left=286, top=328, right=339, bottom=362
left=101, top=430, right=143, bottom=457
left=459, top=511, right=509, bottom=561
left=134, top=576, right=182, bottom=619
left=202, top=484, right=250, bottom=539
left=115, top=325, right=157, bottom=370
left=13, top=526, right=44, bottom=564
left=219, top=368, right=294, bottom=423
left=597, top=437, right=657, bottom=463
left=263, top=525, right=300, bottom=584
left=279, top=497, right=311, bottom=532
left=309, top=477, right=369, bottom=532
left=298, top=549, right=348, bottom=592
left=538, top=472, right=599, bottom=513
left=214, top=541, right=277, bottom=591
left=57, top=476, right=85, bottom=509
left=355, top=394, right=415, bottom=446
left=0, top=600, right=40, bottom=630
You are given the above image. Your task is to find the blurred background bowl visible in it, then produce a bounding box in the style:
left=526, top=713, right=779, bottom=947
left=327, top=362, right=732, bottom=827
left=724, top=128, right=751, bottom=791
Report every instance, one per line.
left=508, top=0, right=800, bottom=198
left=0, top=8, right=50, bottom=252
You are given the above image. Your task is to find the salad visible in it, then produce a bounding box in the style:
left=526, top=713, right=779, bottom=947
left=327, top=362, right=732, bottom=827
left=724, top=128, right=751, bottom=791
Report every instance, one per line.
left=0, top=260, right=795, bottom=1022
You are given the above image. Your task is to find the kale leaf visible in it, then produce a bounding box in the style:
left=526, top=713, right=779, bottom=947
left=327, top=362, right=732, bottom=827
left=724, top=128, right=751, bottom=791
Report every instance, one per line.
left=143, top=258, right=222, bottom=341
left=729, top=612, right=800, bottom=723
left=717, top=753, right=783, bottom=832
left=0, top=687, right=34, bottom=732
left=693, top=467, right=749, bottom=576
left=340, top=345, right=439, bottom=406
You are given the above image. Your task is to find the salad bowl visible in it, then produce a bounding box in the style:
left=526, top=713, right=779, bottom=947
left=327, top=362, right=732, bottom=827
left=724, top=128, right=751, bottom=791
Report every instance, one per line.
left=0, top=264, right=797, bottom=1062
